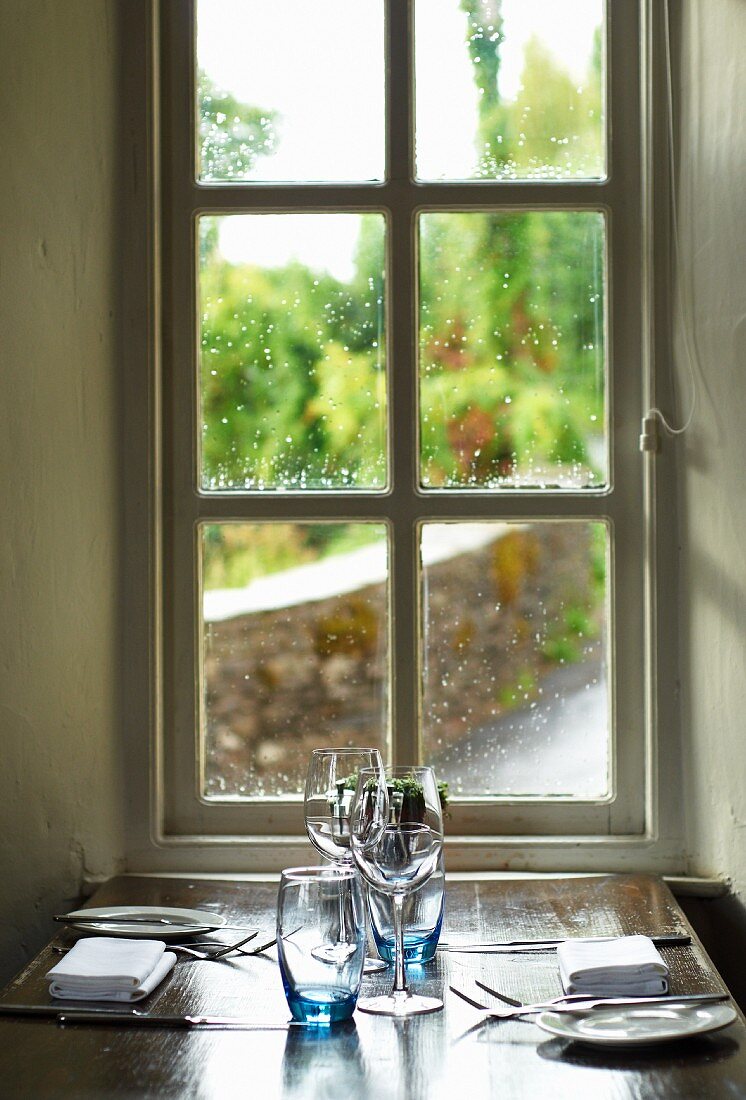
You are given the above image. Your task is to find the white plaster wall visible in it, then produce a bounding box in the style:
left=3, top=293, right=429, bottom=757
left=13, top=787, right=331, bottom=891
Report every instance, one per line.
left=677, top=1, right=746, bottom=894
left=0, top=1, right=125, bottom=983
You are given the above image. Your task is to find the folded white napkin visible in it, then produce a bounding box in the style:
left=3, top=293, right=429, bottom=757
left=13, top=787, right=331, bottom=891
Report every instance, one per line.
left=46, top=937, right=176, bottom=1002
left=557, top=935, right=669, bottom=997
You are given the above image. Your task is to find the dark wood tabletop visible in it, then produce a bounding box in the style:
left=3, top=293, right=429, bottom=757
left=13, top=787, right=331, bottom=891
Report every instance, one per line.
left=0, top=873, right=744, bottom=1099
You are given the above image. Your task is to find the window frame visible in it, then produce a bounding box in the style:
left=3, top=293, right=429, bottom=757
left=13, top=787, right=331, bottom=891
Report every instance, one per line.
left=143, top=0, right=677, bottom=870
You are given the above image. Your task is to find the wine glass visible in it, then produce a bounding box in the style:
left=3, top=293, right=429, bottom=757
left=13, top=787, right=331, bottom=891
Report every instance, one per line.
left=349, top=765, right=444, bottom=1016
left=304, top=747, right=386, bottom=968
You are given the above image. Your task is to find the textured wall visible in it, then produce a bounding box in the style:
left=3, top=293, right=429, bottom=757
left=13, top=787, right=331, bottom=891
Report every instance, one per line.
left=0, top=0, right=745, bottom=992
left=0, top=1, right=125, bottom=983
left=676, top=0, right=746, bottom=1001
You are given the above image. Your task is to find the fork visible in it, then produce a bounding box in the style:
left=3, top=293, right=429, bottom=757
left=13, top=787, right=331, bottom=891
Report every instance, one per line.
left=230, top=935, right=279, bottom=956
left=172, top=932, right=260, bottom=960
left=474, top=980, right=522, bottom=1007
left=163, top=940, right=279, bottom=957
left=473, top=979, right=730, bottom=1012
left=52, top=932, right=261, bottom=962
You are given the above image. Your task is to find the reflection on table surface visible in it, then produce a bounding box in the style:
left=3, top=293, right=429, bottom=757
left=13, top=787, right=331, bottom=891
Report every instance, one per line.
left=0, top=873, right=743, bottom=1100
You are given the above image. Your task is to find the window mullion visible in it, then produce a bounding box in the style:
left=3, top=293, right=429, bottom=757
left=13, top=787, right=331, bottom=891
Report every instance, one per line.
left=386, top=0, right=419, bottom=766
left=190, top=493, right=621, bottom=522
left=386, top=0, right=413, bottom=184
left=188, top=180, right=623, bottom=213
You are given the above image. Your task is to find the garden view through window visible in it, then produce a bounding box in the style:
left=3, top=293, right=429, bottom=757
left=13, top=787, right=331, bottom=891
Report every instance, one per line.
left=194, top=0, right=613, bottom=807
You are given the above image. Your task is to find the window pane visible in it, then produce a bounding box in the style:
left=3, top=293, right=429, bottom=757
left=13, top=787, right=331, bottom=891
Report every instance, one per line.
left=415, top=0, right=605, bottom=181
left=199, top=214, right=387, bottom=491
left=202, top=522, right=390, bottom=798
left=421, top=522, right=609, bottom=798
left=196, top=0, right=385, bottom=182
left=419, top=211, right=606, bottom=490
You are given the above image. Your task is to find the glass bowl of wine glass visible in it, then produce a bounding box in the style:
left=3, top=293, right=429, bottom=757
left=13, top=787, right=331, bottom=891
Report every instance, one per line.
left=350, top=765, right=444, bottom=1016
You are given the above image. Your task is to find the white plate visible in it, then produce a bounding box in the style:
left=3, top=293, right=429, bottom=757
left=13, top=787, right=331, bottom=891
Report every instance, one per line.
left=536, top=1003, right=737, bottom=1048
left=65, top=906, right=228, bottom=939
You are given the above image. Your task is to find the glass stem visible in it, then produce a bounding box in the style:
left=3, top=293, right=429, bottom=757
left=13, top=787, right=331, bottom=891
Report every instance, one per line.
left=392, top=893, right=408, bottom=995
left=339, top=856, right=353, bottom=942
left=337, top=883, right=345, bottom=943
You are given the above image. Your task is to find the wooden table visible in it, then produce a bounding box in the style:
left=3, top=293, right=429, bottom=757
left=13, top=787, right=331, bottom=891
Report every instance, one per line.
left=1, top=873, right=744, bottom=1098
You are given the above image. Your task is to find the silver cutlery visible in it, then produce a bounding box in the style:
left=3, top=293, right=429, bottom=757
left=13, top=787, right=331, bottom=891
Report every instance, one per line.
left=0, top=1004, right=133, bottom=1019
left=51, top=931, right=268, bottom=961
left=474, top=979, right=728, bottom=1012
left=58, top=1012, right=298, bottom=1030
left=0, top=1005, right=296, bottom=1030
left=176, top=935, right=280, bottom=957
left=448, top=986, right=729, bottom=1019
left=492, top=993, right=730, bottom=1018
left=51, top=944, right=231, bottom=961
left=439, top=933, right=691, bottom=952
left=185, top=933, right=282, bottom=957
left=232, top=935, right=279, bottom=956
left=54, top=914, right=256, bottom=929
left=172, top=932, right=260, bottom=959
left=474, top=980, right=522, bottom=1007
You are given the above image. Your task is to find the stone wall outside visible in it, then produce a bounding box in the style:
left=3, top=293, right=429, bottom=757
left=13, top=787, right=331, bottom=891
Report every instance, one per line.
left=204, top=524, right=601, bottom=796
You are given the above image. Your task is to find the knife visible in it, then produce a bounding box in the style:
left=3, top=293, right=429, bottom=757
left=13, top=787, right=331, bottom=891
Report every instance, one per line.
left=483, top=992, right=730, bottom=1019
left=0, top=1005, right=295, bottom=1030
left=0, top=1005, right=129, bottom=1019
left=53, top=914, right=253, bottom=928
left=439, top=933, right=692, bottom=952
left=58, top=1013, right=296, bottom=1030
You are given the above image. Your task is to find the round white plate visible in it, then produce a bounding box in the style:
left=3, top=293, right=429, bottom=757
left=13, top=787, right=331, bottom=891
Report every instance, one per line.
left=65, top=906, right=227, bottom=939
left=536, top=1003, right=737, bottom=1048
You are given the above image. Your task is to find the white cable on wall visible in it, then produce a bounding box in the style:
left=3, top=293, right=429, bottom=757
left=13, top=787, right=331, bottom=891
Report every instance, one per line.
left=646, top=0, right=698, bottom=440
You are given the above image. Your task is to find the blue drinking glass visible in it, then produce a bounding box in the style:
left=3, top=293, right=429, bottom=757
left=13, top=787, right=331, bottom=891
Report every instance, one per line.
left=277, top=866, right=365, bottom=1025
left=367, top=851, right=445, bottom=963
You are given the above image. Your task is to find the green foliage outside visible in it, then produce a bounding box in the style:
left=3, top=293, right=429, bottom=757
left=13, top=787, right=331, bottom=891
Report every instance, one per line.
left=200, top=225, right=386, bottom=493
left=199, top=71, right=277, bottom=181
left=199, top=11, right=607, bottom=595
left=419, top=208, right=604, bottom=487
left=203, top=522, right=384, bottom=591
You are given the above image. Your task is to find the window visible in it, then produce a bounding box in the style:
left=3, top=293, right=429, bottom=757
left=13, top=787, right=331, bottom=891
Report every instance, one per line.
left=158, top=0, right=652, bottom=860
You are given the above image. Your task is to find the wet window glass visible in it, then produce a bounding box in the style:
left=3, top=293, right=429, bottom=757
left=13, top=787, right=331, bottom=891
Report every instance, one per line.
left=197, top=0, right=385, bottom=182
left=419, top=210, right=606, bottom=490
left=420, top=521, right=610, bottom=798
left=202, top=522, right=390, bottom=798
left=415, top=0, right=605, bottom=181
left=199, top=214, right=387, bottom=491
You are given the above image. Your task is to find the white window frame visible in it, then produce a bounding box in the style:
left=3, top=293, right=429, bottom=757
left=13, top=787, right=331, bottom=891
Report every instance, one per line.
left=126, top=0, right=684, bottom=873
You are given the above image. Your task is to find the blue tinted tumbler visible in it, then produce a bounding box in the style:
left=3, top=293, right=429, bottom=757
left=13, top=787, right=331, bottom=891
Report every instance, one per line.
left=277, top=866, right=365, bottom=1025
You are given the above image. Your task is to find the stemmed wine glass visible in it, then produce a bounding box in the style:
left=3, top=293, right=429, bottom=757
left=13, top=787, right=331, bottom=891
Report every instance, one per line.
left=349, top=765, right=444, bottom=1016
left=304, top=747, right=386, bottom=968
